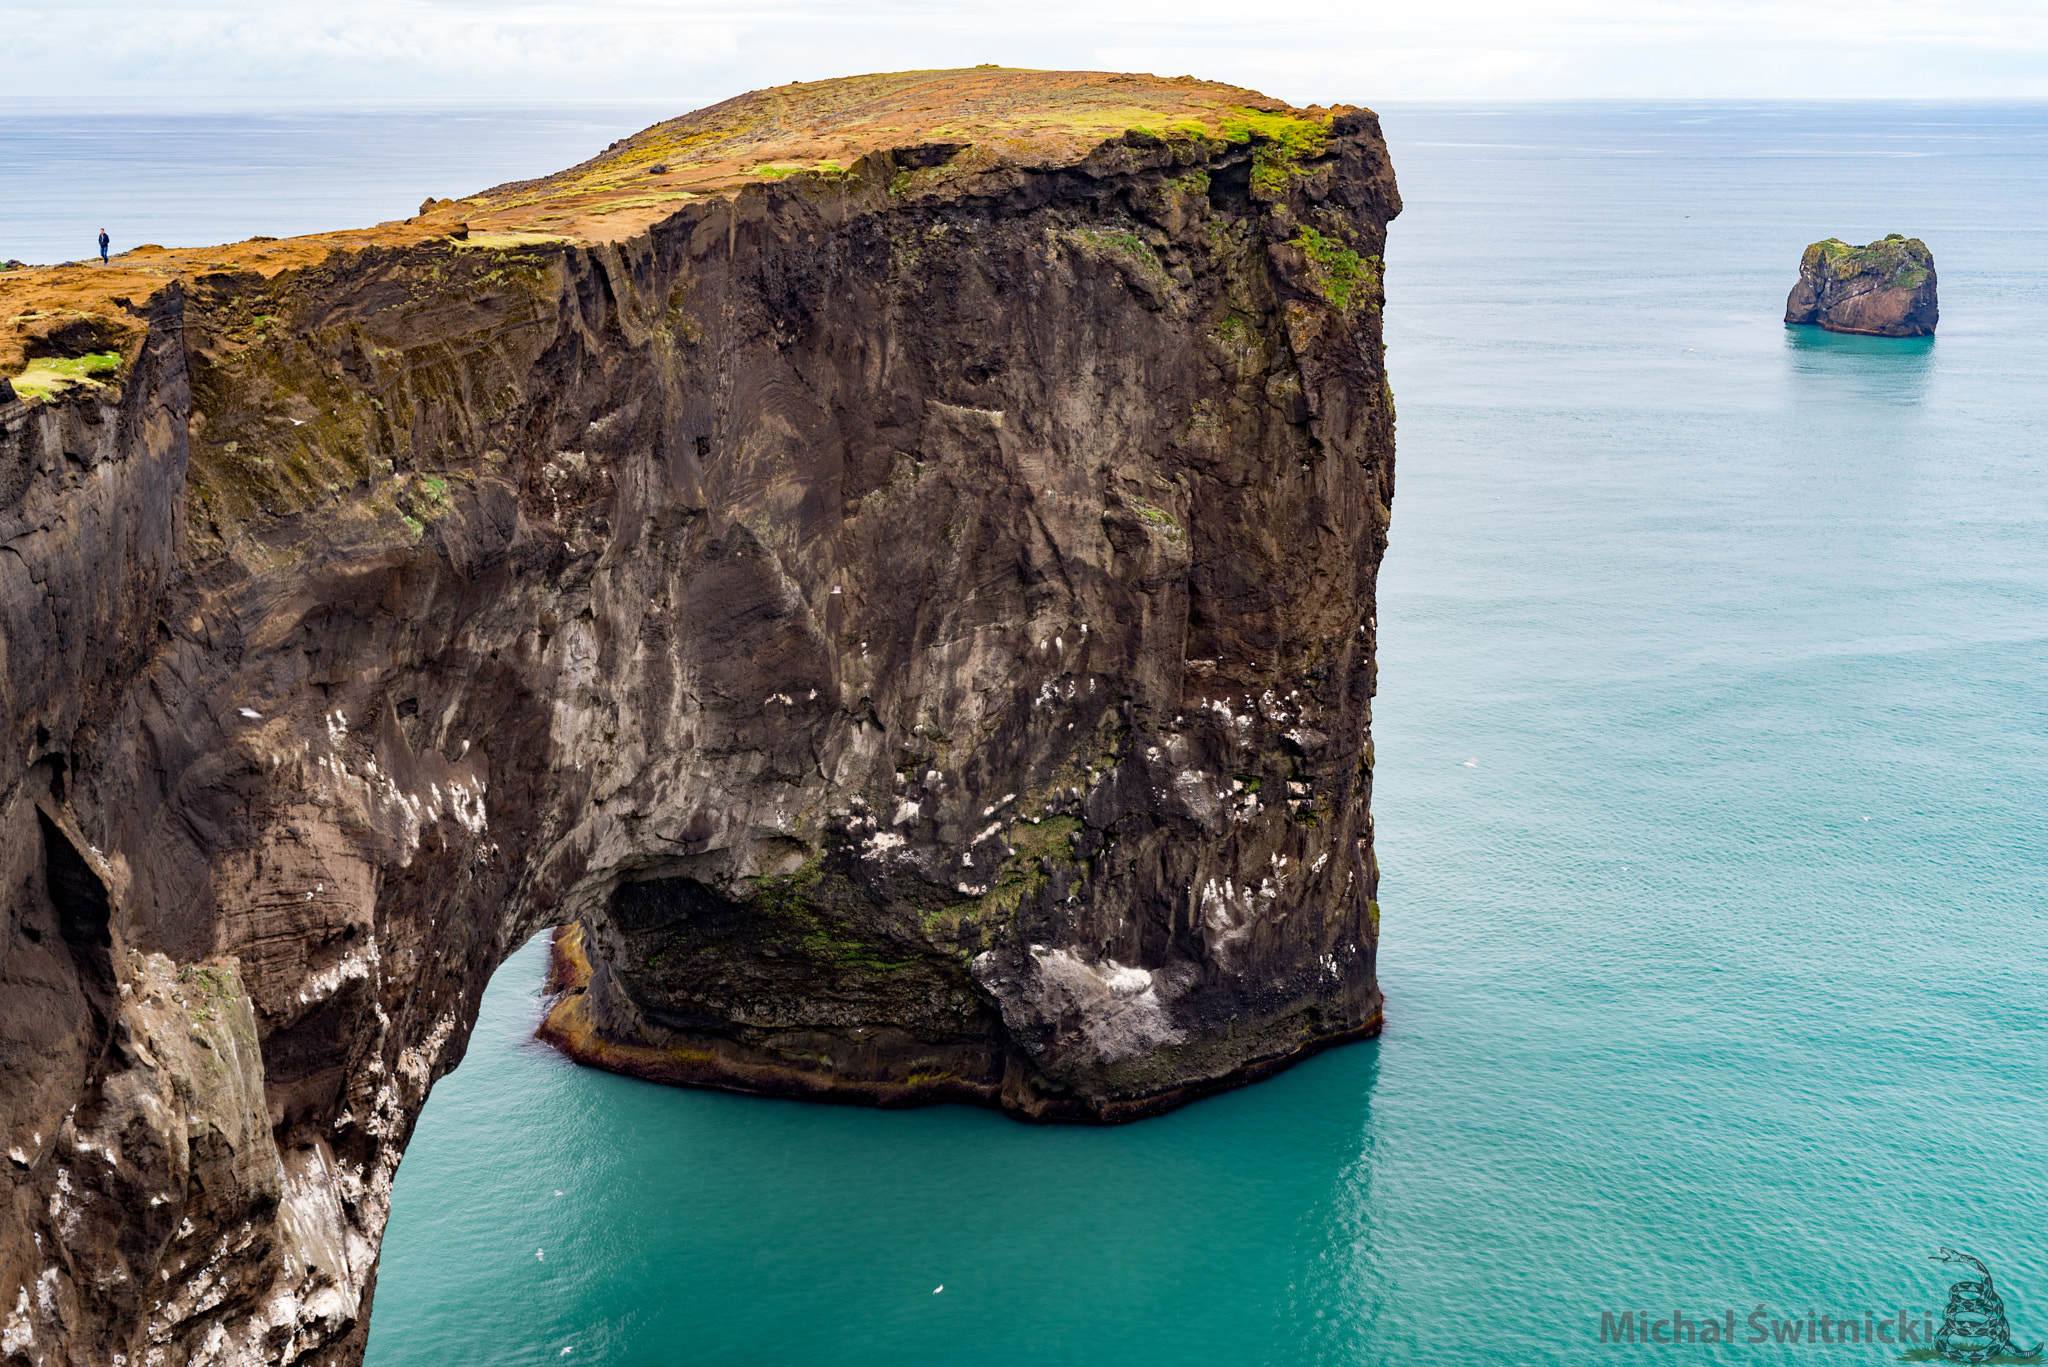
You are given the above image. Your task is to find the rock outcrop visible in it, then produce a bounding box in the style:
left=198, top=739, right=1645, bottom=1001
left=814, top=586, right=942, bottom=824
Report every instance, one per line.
left=1785, top=233, right=1937, bottom=336
left=0, top=68, right=1398, bottom=1365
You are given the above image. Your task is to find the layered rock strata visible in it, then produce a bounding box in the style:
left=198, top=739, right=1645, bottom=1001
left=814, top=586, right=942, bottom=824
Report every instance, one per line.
left=1785, top=233, right=1938, bottom=336
left=0, top=69, right=1398, bottom=1365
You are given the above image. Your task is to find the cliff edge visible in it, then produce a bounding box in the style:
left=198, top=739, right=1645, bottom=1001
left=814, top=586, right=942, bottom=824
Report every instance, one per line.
left=1, top=68, right=1398, bottom=1365
left=1784, top=233, right=1937, bottom=337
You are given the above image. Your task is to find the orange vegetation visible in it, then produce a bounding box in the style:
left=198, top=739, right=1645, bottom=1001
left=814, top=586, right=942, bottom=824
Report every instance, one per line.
left=2, top=67, right=1350, bottom=381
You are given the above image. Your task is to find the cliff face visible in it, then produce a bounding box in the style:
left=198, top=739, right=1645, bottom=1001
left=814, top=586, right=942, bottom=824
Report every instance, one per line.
left=0, top=70, right=1398, bottom=1365
left=1785, top=233, right=1937, bottom=337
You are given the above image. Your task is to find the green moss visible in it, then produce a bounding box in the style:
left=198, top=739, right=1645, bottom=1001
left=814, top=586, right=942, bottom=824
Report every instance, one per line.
left=1291, top=227, right=1379, bottom=312
left=379, top=472, right=462, bottom=538
left=1127, top=116, right=1220, bottom=149
left=1220, top=108, right=1329, bottom=198
left=928, top=815, right=1087, bottom=935
left=748, top=858, right=825, bottom=919
left=1075, top=226, right=1163, bottom=274
left=9, top=350, right=122, bottom=400
left=587, top=192, right=698, bottom=216
left=468, top=249, right=551, bottom=292
left=1804, top=235, right=1933, bottom=293
left=1130, top=498, right=1183, bottom=541
left=661, top=283, right=705, bottom=347
left=1220, top=108, right=1327, bottom=151
left=1100, top=230, right=1151, bottom=261
left=174, top=962, right=240, bottom=1025
left=1068, top=226, right=1170, bottom=291
left=457, top=232, right=567, bottom=250
left=976, top=816, right=1083, bottom=922
left=801, top=933, right=918, bottom=972
left=739, top=858, right=919, bottom=972
left=1009, top=814, right=1083, bottom=862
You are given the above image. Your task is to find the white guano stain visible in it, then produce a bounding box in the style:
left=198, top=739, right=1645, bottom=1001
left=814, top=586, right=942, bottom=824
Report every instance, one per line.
left=2, top=1285, right=31, bottom=1356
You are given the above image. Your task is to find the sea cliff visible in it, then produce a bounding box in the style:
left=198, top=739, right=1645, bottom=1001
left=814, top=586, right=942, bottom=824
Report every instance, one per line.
left=0, top=68, right=1399, bottom=1365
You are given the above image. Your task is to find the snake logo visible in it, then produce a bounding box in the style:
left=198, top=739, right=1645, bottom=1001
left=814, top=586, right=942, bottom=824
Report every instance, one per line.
left=1927, top=1248, right=2043, bottom=1365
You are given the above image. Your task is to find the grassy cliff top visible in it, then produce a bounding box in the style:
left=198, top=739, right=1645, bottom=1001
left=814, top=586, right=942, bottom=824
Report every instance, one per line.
left=1802, top=233, right=1933, bottom=281
left=1, top=68, right=1354, bottom=385
left=467, top=66, right=1339, bottom=218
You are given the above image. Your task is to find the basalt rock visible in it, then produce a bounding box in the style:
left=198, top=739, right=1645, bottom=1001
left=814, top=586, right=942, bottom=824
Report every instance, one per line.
left=1785, top=233, right=1937, bottom=336
left=0, top=68, right=1398, bottom=1364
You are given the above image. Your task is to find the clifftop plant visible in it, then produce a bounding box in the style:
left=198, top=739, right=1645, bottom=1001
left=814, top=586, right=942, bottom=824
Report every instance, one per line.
left=1291, top=226, right=1379, bottom=312
left=1221, top=108, right=1331, bottom=198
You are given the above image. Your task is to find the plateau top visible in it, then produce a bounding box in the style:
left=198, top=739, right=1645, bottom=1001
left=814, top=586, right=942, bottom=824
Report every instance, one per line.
left=0, top=68, right=1364, bottom=381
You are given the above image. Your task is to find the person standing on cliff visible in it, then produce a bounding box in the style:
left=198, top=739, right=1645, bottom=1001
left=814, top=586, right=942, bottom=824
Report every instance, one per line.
left=97, top=228, right=109, bottom=263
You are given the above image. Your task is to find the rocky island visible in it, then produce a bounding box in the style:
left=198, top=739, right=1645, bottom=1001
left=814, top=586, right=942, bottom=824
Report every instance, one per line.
left=1784, top=233, right=1938, bottom=336
left=0, top=68, right=1399, bottom=1365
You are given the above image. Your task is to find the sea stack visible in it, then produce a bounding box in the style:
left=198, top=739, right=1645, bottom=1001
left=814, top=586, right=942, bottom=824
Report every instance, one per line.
left=1785, top=234, right=1937, bottom=336
left=0, top=69, right=1398, bottom=1364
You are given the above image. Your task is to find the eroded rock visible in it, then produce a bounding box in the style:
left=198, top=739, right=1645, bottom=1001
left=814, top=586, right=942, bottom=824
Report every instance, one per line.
left=1, top=68, right=1398, bottom=1363
left=1785, top=233, right=1938, bottom=336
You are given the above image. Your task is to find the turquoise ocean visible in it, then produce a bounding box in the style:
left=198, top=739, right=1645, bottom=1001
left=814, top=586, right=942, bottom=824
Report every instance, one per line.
left=8, top=100, right=2046, bottom=1365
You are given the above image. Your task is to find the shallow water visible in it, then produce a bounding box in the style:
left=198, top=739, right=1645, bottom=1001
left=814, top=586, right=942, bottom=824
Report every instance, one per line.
left=24, top=98, right=2046, bottom=1364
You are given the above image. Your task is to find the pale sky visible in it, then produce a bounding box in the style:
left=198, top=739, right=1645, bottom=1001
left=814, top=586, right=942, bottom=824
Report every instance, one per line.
left=1, top=0, right=2043, bottom=103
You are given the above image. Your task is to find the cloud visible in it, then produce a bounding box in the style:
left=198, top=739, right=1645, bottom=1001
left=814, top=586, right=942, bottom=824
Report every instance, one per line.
left=0, top=0, right=2043, bottom=100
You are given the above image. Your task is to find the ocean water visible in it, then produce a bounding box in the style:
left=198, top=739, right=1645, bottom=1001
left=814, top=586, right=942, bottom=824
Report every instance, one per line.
left=19, top=99, right=2047, bottom=1363
left=360, top=101, right=2048, bottom=1366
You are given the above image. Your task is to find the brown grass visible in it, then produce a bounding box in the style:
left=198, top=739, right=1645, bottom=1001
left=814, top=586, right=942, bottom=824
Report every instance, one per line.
left=2, top=67, right=1357, bottom=380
